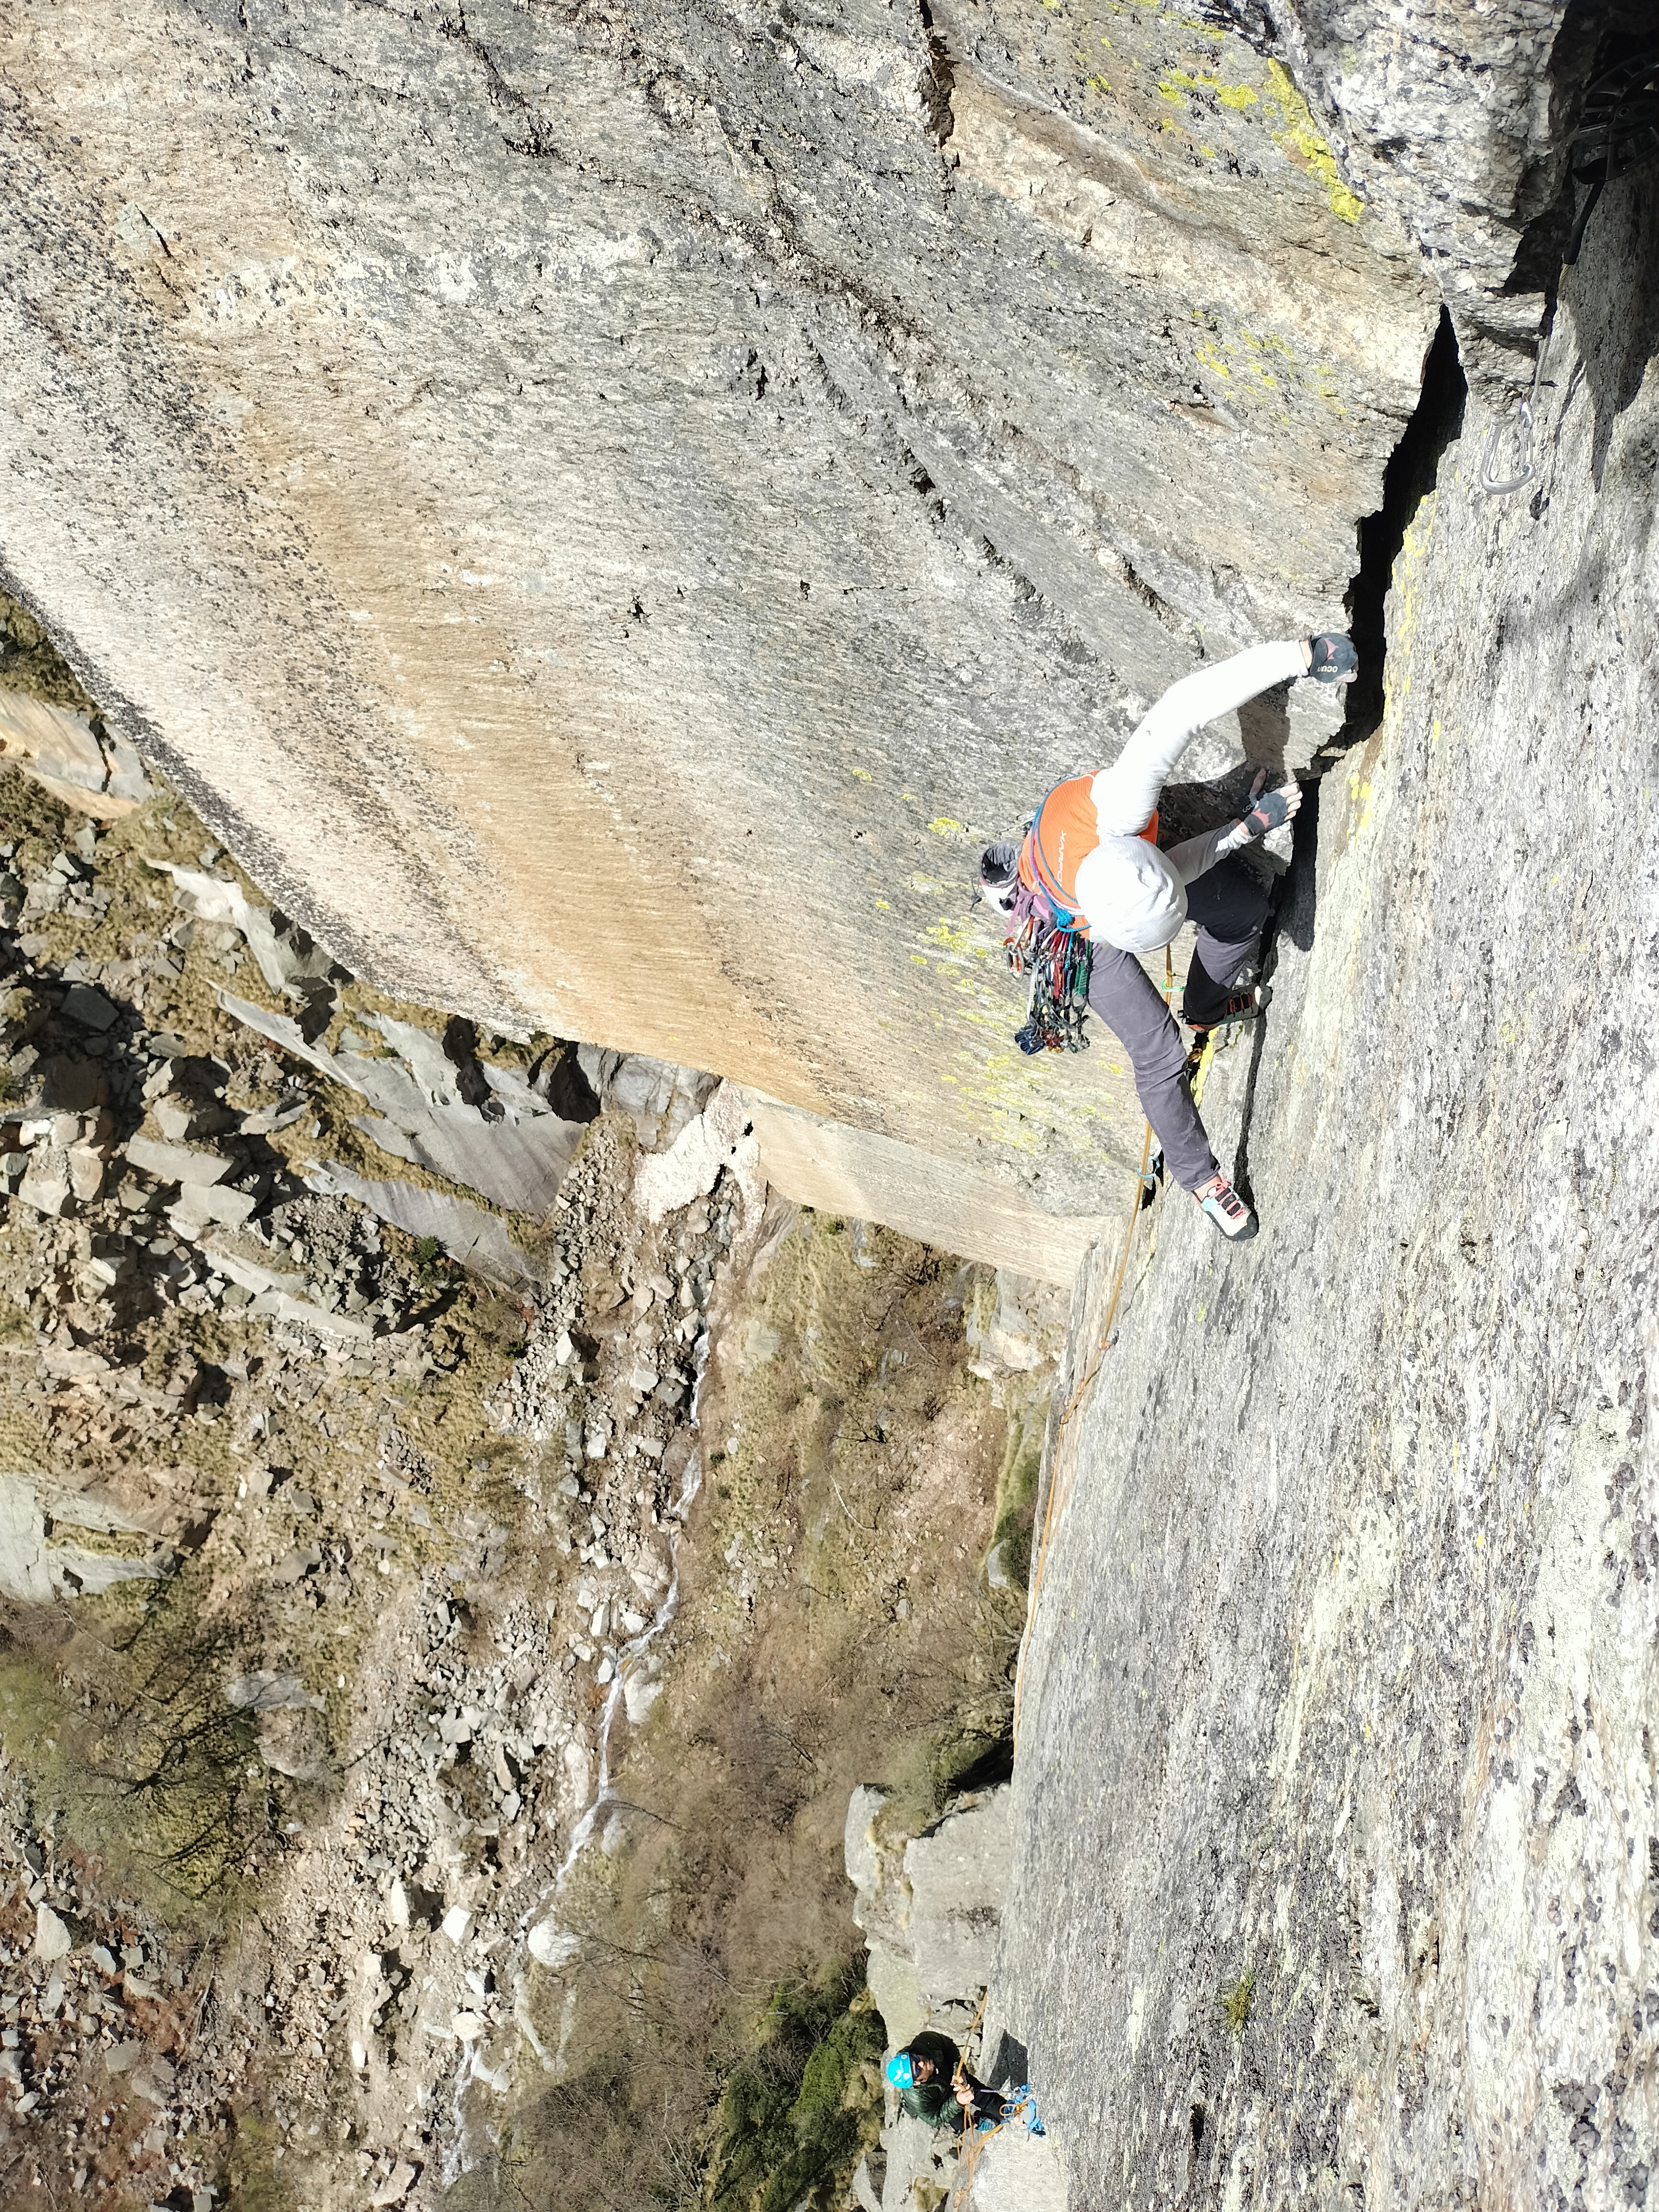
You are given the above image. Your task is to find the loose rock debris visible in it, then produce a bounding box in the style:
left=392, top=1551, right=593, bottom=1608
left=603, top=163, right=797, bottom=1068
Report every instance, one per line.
left=0, top=765, right=764, bottom=2205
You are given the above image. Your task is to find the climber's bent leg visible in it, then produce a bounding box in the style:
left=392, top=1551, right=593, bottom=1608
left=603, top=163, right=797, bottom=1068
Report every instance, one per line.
left=1181, top=854, right=1272, bottom=1028
left=1088, top=944, right=1217, bottom=1192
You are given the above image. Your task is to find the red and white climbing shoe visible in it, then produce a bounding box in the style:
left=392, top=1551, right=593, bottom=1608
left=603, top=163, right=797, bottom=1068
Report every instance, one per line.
left=1183, top=984, right=1264, bottom=1035
left=1194, top=1170, right=1258, bottom=1242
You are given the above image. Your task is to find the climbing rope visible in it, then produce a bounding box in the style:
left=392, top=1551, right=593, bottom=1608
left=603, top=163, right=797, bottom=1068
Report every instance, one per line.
left=1009, top=953, right=1174, bottom=1745
left=950, top=1986, right=990, bottom=2101
left=953, top=2112, right=1002, bottom=2202
left=1563, top=40, right=1659, bottom=268
left=945, top=1986, right=1022, bottom=2205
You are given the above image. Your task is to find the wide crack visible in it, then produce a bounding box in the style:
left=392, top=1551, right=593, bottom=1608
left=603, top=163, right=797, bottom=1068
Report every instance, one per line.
left=1233, top=312, right=1469, bottom=1194
left=1337, top=306, right=1469, bottom=753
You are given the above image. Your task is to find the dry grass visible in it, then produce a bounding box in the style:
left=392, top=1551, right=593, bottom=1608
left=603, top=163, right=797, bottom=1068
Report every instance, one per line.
left=503, top=1210, right=1030, bottom=2212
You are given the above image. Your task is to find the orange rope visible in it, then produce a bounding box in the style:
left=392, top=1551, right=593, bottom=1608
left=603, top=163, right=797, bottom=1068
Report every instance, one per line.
left=949, top=1989, right=1001, bottom=2201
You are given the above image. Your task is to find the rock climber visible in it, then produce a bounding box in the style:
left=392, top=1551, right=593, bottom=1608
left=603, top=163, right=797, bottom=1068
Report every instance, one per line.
left=886, top=2034, right=1006, bottom=2134
left=980, top=632, right=1356, bottom=1242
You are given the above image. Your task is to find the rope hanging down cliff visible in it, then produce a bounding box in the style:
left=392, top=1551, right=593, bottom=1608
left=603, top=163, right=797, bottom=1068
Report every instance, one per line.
left=1008, top=982, right=1251, bottom=1751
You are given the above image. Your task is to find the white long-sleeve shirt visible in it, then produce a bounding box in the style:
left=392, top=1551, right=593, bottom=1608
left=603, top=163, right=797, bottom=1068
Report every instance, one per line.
left=1071, top=639, right=1305, bottom=952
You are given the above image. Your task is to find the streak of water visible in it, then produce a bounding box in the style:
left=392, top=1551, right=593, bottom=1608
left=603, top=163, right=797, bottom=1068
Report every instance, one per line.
left=442, top=1321, right=715, bottom=2171
left=539, top=1437, right=704, bottom=1911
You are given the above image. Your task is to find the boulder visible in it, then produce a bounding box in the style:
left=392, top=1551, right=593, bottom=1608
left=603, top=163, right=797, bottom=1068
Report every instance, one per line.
left=847, top=1783, right=1012, bottom=2045
left=125, top=1133, right=232, bottom=1187
left=0, top=1474, right=161, bottom=1604
left=844, top=1786, right=908, bottom=1957
left=865, top=1943, right=926, bottom=2055
left=168, top=1183, right=256, bottom=1233
left=16, top=1146, right=72, bottom=1217
left=903, top=1793, right=1011, bottom=2009
left=0, top=694, right=149, bottom=819
left=368, top=2161, right=418, bottom=2207
left=33, top=1904, right=72, bottom=1962
left=59, top=983, right=117, bottom=1031
left=632, top=1082, right=763, bottom=1229
left=303, top=1163, right=537, bottom=1294
left=65, top=1142, right=105, bottom=1201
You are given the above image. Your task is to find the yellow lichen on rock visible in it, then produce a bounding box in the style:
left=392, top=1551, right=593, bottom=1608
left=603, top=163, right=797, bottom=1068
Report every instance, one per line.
left=1265, top=60, right=1365, bottom=223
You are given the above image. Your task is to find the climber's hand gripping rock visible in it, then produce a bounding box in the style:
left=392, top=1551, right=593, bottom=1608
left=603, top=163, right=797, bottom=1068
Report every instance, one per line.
left=1305, top=631, right=1358, bottom=683
left=1239, top=766, right=1302, bottom=841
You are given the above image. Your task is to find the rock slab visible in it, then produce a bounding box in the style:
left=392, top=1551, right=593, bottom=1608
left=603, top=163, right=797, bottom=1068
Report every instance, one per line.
left=994, top=169, right=1659, bottom=2209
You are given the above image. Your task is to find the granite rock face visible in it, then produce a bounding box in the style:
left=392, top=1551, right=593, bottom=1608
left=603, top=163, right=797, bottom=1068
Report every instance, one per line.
left=846, top=1781, right=1012, bottom=2051
left=0, top=0, right=1551, bottom=1274
left=994, top=157, right=1659, bottom=2207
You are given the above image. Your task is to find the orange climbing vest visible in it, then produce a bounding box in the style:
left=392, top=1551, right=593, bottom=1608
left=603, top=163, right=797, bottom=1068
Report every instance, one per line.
left=1018, top=778, right=1158, bottom=929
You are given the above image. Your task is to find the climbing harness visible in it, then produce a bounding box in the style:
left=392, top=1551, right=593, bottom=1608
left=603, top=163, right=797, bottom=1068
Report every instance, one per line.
left=1482, top=38, right=1659, bottom=499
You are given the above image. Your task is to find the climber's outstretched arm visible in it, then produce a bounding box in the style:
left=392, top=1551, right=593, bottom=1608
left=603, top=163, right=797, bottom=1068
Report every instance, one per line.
left=1092, top=639, right=1310, bottom=836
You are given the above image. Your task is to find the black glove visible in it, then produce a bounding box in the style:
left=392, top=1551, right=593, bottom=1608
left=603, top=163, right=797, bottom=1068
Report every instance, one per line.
left=1307, top=632, right=1357, bottom=684
left=1239, top=768, right=1301, bottom=840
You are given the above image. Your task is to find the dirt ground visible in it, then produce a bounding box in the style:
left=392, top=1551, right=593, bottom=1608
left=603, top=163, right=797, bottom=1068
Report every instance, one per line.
left=0, top=748, right=1058, bottom=2212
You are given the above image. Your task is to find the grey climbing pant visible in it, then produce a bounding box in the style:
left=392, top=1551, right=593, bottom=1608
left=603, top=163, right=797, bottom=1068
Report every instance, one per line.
left=1086, top=855, right=1270, bottom=1192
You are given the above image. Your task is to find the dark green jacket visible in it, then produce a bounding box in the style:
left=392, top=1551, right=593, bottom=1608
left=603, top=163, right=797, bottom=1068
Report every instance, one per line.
left=897, top=2033, right=962, bottom=2128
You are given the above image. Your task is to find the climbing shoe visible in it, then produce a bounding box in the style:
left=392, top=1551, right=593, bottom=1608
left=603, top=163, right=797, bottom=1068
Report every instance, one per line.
left=1195, top=1171, right=1257, bottom=1241
left=1184, top=984, right=1264, bottom=1035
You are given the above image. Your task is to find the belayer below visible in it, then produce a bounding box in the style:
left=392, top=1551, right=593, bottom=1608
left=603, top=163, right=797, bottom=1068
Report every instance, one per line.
left=980, top=632, right=1357, bottom=1242
left=886, top=2034, right=1028, bottom=2135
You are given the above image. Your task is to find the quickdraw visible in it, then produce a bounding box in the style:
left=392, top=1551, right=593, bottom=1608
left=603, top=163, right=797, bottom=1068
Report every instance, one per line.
left=1002, top=895, right=1092, bottom=1055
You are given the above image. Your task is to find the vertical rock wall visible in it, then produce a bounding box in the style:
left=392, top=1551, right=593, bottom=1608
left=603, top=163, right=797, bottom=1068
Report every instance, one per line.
left=995, top=155, right=1659, bottom=2205
left=0, top=0, right=1463, bottom=1271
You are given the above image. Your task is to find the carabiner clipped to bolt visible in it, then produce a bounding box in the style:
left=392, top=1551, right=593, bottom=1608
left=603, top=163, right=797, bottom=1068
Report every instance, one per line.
left=1480, top=395, right=1535, bottom=498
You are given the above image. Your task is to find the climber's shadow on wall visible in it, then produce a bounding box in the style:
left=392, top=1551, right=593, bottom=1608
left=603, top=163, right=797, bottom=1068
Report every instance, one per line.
left=1571, top=166, right=1659, bottom=492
